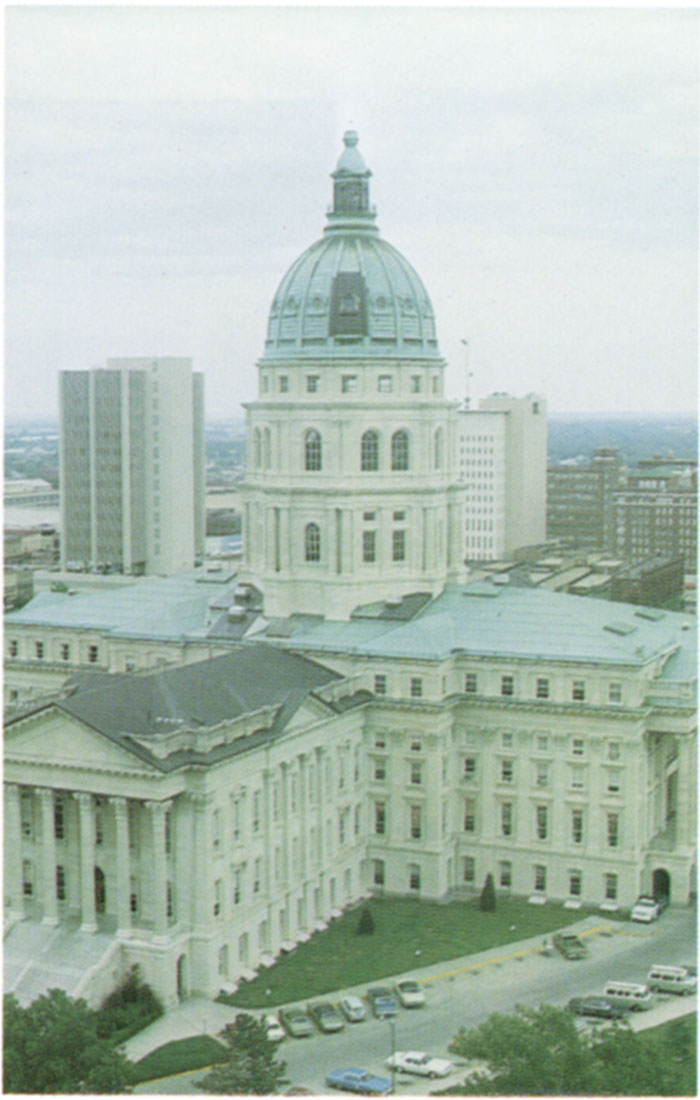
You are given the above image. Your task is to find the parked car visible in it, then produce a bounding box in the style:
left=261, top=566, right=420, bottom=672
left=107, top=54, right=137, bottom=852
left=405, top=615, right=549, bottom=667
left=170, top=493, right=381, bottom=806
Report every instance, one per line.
left=647, top=965, right=697, bottom=995
left=602, top=982, right=654, bottom=1010
left=552, top=932, right=589, bottom=960
left=395, top=979, right=426, bottom=1007
left=631, top=895, right=667, bottom=922
left=279, top=1006, right=314, bottom=1038
left=340, top=995, right=367, bottom=1022
left=366, top=987, right=398, bottom=1018
left=308, top=1000, right=345, bottom=1032
left=567, top=996, right=630, bottom=1020
left=325, top=1068, right=393, bottom=1095
left=386, top=1051, right=453, bottom=1078
left=263, top=1013, right=286, bottom=1042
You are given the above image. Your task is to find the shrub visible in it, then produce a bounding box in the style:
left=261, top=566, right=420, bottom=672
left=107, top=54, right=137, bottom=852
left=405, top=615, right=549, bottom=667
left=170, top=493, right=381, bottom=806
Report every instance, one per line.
left=479, top=874, right=496, bottom=912
left=357, top=906, right=375, bottom=935
left=96, top=966, right=163, bottom=1042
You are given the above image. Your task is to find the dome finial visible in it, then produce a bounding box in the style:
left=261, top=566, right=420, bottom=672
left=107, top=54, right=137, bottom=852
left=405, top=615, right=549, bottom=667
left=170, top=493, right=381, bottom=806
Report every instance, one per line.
left=343, top=129, right=359, bottom=148
left=332, top=130, right=372, bottom=217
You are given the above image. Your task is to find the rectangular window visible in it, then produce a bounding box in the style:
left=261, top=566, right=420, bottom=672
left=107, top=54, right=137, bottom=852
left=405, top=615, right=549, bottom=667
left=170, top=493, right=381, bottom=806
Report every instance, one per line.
left=253, top=858, right=262, bottom=893
left=363, top=511, right=376, bottom=521
left=501, top=675, right=514, bottom=697
left=464, top=672, right=478, bottom=694
left=374, top=760, right=386, bottom=782
left=167, top=882, right=174, bottom=920
left=362, top=530, right=376, bottom=563
left=60, top=643, right=70, bottom=662
left=572, top=809, right=583, bottom=844
left=279, top=375, right=289, bottom=393
left=607, top=813, right=619, bottom=848
left=56, top=865, right=66, bottom=901
left=572, top=680, right=586, bottom=702
left=54, top=797, right=64, bottom=840
left=410, top=739, right=422, bottom=752
left=212, top=808, right=221, bottom=848
left=378, top=375, right=393, bottom=393
left=408, top=864, right=420, bottom=891
left=375, top=802, right=386, bottom=835
left=537, top=734, right=549, bottom=752
left=214, top=879, right=222, bottom=917
left=374, top=734, right=386, bottom=749
left=501, top=802, right=513, bottom=836
left=501, top=731, right=513, bottom=748
left=536, top=805, right=548, bottom=839
left=571, top=766, right=584, bottom=790
left=9, top=639, right=18, bottom=657
left=608, top=741, right=621, bottom=761
left=607, top=770, right=621, bottom=794
left=233, top=869, right=242, bottom=905
left=569, top=870, right=582, bottom=897
left=410, top=805, right=422, bottom=839
left=22, top=860, right=33, bottom=896
left=393, top=529, right=406, bottom=562
left=608, top=682, right=622, bottom=704
left=95, top=813, right=103, bottom=846
left=572, top=738, right=584, bottom=756
left=534, top=864, right=547, bottom=892
left=373, top=859, right=385, bottom=886
left=499, top=861, right=512, bottom=888
left=393, top=510, right=406, bottom=521
left=410, top=375, right=421, bottom=393
left=35, top=641, right=44, bottom=660
left=464, top=757, right=476, bottom=779
left=536, top=678, right=549, bottom=699
left=88, top=644, right=99, bottom=664
left=464, top=799, right=476, bottom=832
left=501, top=759, right=513, bottom=783
left=374, top=674, right=386, bottom=695
left=536, top=763, right=549, bottom=788
left=252, top=792, right=261, bottom=834
left=341, top=375, right=358, bottom=392
left=463, top=856, right=475, bottom=883
left=410, top=676, right=423, bottom=698
left=410, top=762, right=422, bottom=785
left=605, top=873, right=618, bottom=900
left=306, top=375, right=320, bottom=392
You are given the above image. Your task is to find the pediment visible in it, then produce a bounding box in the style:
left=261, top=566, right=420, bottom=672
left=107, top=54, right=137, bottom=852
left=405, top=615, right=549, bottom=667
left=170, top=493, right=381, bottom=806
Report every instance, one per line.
left=283, top=694, right=333, bottom=733
left=4, top=706, right=157, bottom=774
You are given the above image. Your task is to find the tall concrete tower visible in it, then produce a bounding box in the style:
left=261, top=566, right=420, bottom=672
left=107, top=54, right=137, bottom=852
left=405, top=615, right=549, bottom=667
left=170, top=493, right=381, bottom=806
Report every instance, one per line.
left=59, top=357, right=205, bottom=576
left=240, top=132, right=467, bottom=619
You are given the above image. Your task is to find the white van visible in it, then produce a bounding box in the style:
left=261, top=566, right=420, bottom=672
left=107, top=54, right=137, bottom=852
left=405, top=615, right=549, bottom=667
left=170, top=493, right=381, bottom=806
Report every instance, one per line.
left=603, top=981, right=654, bottom=1010
left=647, top=965, right=697, bottom=995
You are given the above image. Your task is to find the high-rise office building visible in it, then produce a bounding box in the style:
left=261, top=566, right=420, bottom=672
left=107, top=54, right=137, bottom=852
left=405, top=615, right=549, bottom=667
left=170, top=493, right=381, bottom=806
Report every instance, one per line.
left=458, top=393, right=547, bottom=561
left=547, top=446, right=624, bottom=551
left=59, top=358, right=205, bottom=576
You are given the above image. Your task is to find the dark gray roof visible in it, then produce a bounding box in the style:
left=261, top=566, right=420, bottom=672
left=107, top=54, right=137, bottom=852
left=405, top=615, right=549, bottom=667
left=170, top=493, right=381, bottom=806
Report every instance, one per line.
left=57, top=643, right=342, bottom=739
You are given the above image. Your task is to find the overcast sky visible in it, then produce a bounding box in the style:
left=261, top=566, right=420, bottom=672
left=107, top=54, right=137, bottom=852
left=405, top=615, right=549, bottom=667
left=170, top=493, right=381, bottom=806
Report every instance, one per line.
left=5, top=5, right=698, bottom=422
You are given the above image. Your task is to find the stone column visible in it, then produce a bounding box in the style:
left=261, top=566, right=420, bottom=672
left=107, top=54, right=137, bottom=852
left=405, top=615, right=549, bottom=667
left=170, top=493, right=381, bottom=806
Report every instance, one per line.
left=77, top=792, right=97, bottom=932
left=146, top=801, right=169, bottom=939
left=5, top=784, right=25, bottom=920
left=39, top=788, right=59, bottom=925
left=109, top=797, right=131, bottom=937
left=299, top=755, right=309, bottom=880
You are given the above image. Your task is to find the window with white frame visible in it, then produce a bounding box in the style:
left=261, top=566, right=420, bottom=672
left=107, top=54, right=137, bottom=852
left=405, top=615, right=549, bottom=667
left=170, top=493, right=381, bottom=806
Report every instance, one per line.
left=572, top=680, right=586, bottom=702
left=571, top=738, right=584, bottom=756
left=501, top=759, right=514, bottom=783
left=501, top=802, right=513, bottom=836
left=464, top=798, right=476, bottom=832
left=608, top=740, right=621, bottom=761
left=464, top=757, right=476, bottom=780
left=536, top=805, right=548, bottom=839
left=608, top=682, right=623, bottom=704
left=464, top=672, right=478, bottom=694
left=408, top=864, right=421, bottom=890
left=534, top=864, right=546, bottom=892
left=607, top=813, right=619, bottom=848
left=572, top=808, right=583, bottom=844
left=463, top=856, right=475, bottom=883
left=569, top=870, right=582, bottom=896
left=410, top=804, right=422, bottom=839
left=605, top=872, right=618, bottom=900
left=499, top=860, right=512, bottom=887
left=536, top=677, right=549, bottom=699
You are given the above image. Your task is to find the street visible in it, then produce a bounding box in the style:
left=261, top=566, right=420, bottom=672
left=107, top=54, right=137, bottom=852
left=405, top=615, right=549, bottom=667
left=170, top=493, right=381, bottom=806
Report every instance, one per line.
left=134, top=908, right=696, bottom=1094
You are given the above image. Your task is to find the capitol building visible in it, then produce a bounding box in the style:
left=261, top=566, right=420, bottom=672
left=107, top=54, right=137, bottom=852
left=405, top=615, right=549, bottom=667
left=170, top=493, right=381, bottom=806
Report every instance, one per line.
left=5, top=133, right=696, bottom=1008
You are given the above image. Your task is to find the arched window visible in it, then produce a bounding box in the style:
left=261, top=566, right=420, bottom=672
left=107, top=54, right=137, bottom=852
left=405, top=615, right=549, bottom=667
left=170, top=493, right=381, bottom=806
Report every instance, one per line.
left=361, top=430, right=379, bottom=471
left=434, top=427, right=443, bottom=470
left=263, top=428, right=271, bottom=470
left=305, top=429, right=322, bottom=471
left=305, top=523, right=321, bottom=562
left=253, top=428, right=261, bottom=469
left=391, top=430, right=410, bottom=471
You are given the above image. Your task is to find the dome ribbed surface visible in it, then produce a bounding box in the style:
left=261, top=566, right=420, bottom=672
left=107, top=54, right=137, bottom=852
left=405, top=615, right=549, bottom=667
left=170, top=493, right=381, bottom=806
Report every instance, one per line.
left=262, top=132, right=440, bottom=361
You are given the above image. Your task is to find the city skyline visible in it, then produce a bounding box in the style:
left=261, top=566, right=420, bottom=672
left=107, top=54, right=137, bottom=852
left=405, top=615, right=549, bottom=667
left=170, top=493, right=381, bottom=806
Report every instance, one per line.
left=6, top=6, right=698, bottom=422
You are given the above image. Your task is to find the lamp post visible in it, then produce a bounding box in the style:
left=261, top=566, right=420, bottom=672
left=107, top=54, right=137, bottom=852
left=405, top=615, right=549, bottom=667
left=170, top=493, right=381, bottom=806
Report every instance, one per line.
left=388, top=1018, right=397, bottom=1094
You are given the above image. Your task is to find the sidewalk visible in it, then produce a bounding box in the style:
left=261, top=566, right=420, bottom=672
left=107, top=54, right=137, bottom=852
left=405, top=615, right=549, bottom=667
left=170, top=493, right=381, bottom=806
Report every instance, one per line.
left=123, top=913, right=619, bottom=1063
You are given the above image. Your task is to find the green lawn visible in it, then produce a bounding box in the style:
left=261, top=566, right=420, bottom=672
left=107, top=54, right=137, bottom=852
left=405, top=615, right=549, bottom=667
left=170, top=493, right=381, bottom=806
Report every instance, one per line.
left=128, top=1035, right=227, bottom=1084
left=641, top=1014, right=697, bottom=1096
left=223, top=895, right=587, bottom=1008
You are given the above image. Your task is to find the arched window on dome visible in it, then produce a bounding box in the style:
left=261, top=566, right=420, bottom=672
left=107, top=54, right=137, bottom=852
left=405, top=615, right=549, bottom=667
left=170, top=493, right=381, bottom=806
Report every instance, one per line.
left=253, top=429, right=262, bottom=469
left=391, top=430, right=410, bottom=471
left=305, top=523, right=321, bottom=562
left=305, top=430, right=322, bottom=471
left=263, top=428, right=271, bottom=470
left=361, top=430, right=379, bottom=472
left=434, top=427, right=444, bottom=470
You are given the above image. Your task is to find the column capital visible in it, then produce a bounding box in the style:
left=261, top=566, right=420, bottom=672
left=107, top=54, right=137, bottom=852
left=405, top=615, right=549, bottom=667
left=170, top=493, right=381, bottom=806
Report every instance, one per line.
left=37, top=787, right=55, bottom=806
left=145, top=799, right=172, bottom=816
left=4, top=782, right=21, bottom=797
left=76, top=792, right=94, bottom=812
left=108, top=795, right=128, bottom=816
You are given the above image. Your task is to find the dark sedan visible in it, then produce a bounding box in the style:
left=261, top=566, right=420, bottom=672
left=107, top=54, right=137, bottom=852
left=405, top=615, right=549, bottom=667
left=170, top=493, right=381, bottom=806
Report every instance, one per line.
left=567, top=996, right=630, bottom=1020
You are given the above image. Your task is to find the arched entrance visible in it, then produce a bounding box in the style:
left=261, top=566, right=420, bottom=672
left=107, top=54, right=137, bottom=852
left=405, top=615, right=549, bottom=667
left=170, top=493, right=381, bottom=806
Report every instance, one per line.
left=652, top=868, right=671, bottom=903
left=176, top=954, right=187, bottom=1000
left=94, top=867, right=106, bottom=914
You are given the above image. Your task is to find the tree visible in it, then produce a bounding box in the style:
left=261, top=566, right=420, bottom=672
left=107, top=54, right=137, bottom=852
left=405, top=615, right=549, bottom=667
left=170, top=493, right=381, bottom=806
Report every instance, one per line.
left=445, top=1005, right=691, bottom=1096
left=3, top=990, right=132, bottom=1094
left=357, top=906, right=375, bottom=935
left=479, top=873, right=496, bottom=912
left=197, top=1012, right=288, bottom=1095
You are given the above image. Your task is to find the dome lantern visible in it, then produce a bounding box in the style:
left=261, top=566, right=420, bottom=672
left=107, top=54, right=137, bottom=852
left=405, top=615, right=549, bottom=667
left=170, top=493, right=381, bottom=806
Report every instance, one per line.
left=330, top=129, right=373, bottom=220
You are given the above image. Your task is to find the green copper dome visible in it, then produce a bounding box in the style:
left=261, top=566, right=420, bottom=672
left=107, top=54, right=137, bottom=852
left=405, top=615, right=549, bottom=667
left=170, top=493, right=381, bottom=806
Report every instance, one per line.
left=263, top=131, right=440, bottom=360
